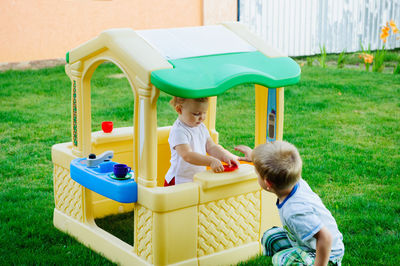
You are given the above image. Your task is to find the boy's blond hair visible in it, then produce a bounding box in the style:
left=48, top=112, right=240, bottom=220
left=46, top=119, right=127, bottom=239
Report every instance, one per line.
left=169, top=96, right=209, bottom=108
left=252, top=141, right=302, bottom=190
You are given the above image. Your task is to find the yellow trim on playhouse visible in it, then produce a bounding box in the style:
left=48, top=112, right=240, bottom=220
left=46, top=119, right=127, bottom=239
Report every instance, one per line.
left=52, top=22, right=299, bottom=265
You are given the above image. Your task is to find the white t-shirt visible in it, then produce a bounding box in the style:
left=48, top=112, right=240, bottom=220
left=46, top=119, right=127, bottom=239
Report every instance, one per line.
left=277, top=178, right=345, bottom=259
left=165, top=119, right=210, bottom=184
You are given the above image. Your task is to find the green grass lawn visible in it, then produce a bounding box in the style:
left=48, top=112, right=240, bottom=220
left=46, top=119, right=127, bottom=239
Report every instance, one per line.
left=0, top=61, right=399, bottom=265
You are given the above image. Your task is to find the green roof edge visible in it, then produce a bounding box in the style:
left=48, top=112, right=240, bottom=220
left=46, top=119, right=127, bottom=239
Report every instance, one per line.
left=151, top=51, right=301, bottom=98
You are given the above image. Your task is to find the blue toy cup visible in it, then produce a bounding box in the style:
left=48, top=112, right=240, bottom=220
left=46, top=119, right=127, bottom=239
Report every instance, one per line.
left=113, top=164, right=131, bottom=178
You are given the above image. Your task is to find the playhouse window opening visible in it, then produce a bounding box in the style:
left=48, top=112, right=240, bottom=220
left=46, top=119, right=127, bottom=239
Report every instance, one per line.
left=94, top=211, right=134, bottom=246
left=90, top=62, right=134, bottom=132
left=216, top=84, right=255, bottom=156
left=157, top=91, right=179, bottom=127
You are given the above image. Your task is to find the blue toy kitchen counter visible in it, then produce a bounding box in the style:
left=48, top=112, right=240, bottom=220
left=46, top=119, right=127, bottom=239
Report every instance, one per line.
left=70, top=158, right=137, bottom=203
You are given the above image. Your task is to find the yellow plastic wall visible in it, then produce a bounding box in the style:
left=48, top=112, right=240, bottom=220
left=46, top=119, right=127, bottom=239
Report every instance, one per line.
left=53, top=138, right=280, bottom=265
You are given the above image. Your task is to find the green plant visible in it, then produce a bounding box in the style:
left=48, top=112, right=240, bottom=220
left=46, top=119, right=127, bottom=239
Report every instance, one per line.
left=337, top=50, right=347, bottom=68
left=358, top=53, right=373, bottom=71
left=318, top=45, right=327, bottom=68
left=360, top=43, right=371, bottom=55
left=374, top=20, right=399, bottom=73
left=359, top=44, right=373, bottom=71
left=394, top=62, right=400, bottom=74
left=306, top=57, right=314, bottom=67
left=372, top=48, right=386, bottom=72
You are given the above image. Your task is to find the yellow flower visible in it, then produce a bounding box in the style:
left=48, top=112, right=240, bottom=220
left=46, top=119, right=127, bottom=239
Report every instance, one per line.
left=389, top=20, right=399, bottom=34
left=364, top=54, right=374, bottom=64
left=359, top=53, right=374, bottom=64
left=380, top=23, right=390, bottom=42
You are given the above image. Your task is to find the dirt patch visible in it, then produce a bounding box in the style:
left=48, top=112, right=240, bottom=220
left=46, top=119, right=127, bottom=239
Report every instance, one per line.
left=0, top=58, right=65, bottom=72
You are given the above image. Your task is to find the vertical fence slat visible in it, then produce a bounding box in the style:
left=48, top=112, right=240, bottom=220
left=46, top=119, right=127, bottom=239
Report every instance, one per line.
left=239, top=0, right=400, bottom=56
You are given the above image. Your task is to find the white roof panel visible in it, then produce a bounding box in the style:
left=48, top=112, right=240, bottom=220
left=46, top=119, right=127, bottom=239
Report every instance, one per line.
left=137, top=25, right=256, bottom=60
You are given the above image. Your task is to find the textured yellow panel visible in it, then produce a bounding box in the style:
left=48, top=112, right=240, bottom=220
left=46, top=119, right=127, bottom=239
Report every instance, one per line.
left=197, top=191, right=260, bottom=257
left=136, top=205, right=153, bottom=263
left=53, top=164, right=83, bottom=222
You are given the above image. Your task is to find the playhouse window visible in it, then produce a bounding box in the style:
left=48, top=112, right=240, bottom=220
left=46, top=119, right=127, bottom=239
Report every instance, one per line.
left=216, top=84, right=255, bottom=151
left=156, top=91, right=177, bottom=127
left=90, top=62, right=134, bottom=132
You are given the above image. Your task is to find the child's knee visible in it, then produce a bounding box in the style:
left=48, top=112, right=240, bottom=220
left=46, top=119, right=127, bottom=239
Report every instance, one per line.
left=263, top=226, right=285, bottom=237
left=261, top=226, right=285, bottom=244
left=261, top=226, right=289, bottom=256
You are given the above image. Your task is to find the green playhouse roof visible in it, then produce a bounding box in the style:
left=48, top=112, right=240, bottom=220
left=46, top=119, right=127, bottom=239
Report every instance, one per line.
left=151, top=51, right=301, bottom=98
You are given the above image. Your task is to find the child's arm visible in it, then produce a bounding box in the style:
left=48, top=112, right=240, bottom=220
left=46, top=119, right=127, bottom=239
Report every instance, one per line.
left=206, top=138, right=239, bottom=167
left=234, top=145, right=253, bottom=162
left=175, top=144, right=224, bottom=172
left=314, top=226, right=332, bottom=266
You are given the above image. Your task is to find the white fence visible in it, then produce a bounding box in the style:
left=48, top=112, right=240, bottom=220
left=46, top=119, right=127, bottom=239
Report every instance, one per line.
left=239, top=0, right=400, bottom=56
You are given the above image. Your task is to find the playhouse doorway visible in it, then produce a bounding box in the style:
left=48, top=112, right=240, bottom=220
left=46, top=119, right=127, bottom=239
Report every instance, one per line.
left=89, top=61, right=136, bottom=246
left=95, top=211, right=134, bottom=246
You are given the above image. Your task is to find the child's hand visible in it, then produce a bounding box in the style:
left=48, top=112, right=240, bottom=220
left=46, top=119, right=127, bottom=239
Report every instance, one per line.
left=221, top=154, right=240, bottom=167
left=210, top=157, right=224, bottom=173
left=234, top=145, right=253, bottom=162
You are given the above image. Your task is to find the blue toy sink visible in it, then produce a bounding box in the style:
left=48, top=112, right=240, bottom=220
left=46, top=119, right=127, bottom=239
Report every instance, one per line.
left=70, top=158, right=137, bottom=203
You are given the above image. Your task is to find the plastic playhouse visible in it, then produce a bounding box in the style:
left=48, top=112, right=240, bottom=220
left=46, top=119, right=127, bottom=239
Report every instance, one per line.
left=52, top=22, right=300, bottom=265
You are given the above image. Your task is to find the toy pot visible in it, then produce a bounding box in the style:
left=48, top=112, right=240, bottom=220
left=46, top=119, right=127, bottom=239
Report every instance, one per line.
left=102, top=121, right=113, bottom=133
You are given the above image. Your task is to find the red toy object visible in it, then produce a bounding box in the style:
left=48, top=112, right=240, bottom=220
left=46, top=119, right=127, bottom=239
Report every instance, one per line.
left=223, top=164, right=239, bottom=172
left=102, top=121, right=113, bottom=133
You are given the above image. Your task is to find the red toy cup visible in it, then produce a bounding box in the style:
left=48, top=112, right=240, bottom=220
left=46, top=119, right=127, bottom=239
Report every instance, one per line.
left=102, top=121, right=113, bottom=133
left=223, top=164, right=239, bottom=172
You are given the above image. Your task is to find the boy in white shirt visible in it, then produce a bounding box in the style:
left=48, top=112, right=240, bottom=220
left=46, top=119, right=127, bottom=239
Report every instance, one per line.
left=235, top=141, right=344, bottom=266
left=165, top=97, right=239, bottom=186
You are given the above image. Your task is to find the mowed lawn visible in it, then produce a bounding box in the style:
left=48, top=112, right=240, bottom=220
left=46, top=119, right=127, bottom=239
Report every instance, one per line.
left=0, top=62, right=399, bottom=265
